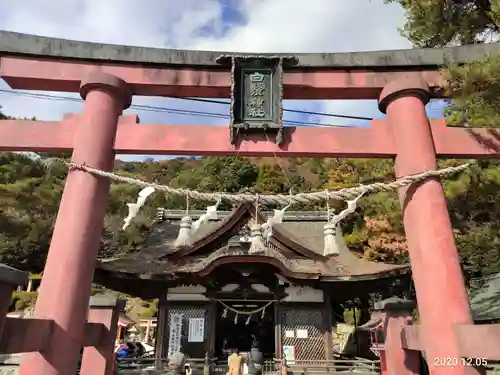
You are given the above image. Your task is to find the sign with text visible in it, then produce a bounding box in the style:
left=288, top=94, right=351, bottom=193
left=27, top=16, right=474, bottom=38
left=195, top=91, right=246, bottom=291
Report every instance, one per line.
left=229, top=57, right=285, bottom=145
left=242, top=70, right=273, bottom=121
left=188, top=317, right=205, bottom=342
left=168, top=313, right=183, bottom=357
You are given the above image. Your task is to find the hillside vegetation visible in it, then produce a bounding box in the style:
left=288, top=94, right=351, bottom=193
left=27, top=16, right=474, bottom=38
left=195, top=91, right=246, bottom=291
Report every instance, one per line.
left=0, top=108, right=499, bottom=283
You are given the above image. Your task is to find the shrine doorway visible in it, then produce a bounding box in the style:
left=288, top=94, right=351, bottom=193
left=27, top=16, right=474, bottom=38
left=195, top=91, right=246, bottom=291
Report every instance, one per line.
left=214, top=300, right=276, bottom=361
left=206, top=261, right=283, bottom=362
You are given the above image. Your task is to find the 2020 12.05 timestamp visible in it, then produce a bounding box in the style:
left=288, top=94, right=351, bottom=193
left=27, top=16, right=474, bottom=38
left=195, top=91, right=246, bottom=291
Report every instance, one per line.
left=434, top=357, right=487, bottom=367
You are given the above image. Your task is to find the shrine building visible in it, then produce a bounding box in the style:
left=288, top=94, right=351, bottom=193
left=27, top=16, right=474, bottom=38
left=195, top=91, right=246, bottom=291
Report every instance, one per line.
left=94, top=203, right=410, bottom=362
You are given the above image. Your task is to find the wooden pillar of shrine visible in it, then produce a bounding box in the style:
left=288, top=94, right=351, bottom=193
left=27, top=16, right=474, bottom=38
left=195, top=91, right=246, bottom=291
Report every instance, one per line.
left=322, top=291, right=333, bottom=360
left=19, top=72, right=132, bottom=375
left=379, top=78, right=477, bottom=375
left=155, top=291, right=169, bottom=367
left=274, top=299, right=282, bottom=361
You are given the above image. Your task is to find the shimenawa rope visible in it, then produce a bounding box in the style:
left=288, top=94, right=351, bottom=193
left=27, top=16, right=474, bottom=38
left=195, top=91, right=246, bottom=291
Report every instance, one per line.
left=217, top=300, right=275, bottom=315
left=60, top=160, right=473, bottom=206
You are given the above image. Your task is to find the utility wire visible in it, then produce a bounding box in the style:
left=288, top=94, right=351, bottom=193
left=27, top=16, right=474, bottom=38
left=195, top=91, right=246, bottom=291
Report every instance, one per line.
left=164, top=96, right=375, bottom=121
left=0, top=88, right=374, bottom=126
left=0, top=89, right=329, bottom=127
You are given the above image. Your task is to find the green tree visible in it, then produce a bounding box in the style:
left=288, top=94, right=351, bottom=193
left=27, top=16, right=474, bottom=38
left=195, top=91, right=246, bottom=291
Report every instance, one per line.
left=0, top=104, right=499, bottom=280
left=387, top=0, right=498, bottom=47
left=197, top=156, right=258, bottom=193
left=255, top=164, right=290, bottom=194
left=387, top=0, right=500, bottom=126
left=386, top=0, right=500, bottom=278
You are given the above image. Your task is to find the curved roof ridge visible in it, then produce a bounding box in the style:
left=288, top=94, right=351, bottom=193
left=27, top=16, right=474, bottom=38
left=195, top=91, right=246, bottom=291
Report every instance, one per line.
left=169, top=203, right=250, bottom=257
left=95, top=205, right=411, bottom=281
left=195, top=246, right=300, bottom=275
left=2, top=30, right=500, bottom=68
left=276, top=219, right=410, bottom=275
left=170, top=203, right=328, bottom=260
left=254, top=209, right=328, bottom=260
left=337, top=249, right=409, bottom=276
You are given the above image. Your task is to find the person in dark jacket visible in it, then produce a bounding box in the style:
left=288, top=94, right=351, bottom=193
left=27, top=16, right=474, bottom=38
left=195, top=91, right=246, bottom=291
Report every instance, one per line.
left=221, top=338, right=231, bottom=361
left=116, top=342, right=136, bottom=359
left=246, top=341, right=264, bottom=375
left=135, top=342, right=146, bottom=357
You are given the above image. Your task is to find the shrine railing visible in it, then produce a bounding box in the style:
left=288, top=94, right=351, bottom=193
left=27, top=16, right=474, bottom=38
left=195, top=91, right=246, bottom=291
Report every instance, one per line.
left=113, top=357, right=380, bottom=375
left=280, top=359, right=380, bottom=375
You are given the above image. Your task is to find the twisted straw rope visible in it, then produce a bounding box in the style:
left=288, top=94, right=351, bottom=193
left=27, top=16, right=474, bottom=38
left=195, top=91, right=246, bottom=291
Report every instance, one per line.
left=61, top=160, right=473, bottom=206
left=217, top=299, right=276, bottom=315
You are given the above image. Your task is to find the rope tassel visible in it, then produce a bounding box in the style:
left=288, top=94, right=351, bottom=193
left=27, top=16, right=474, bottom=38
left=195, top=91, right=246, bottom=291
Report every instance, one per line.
left=323, top=223, right=339, bottom=256
left=248, top=223, right=266, bottom=255
left=323, top=192, right=365, bottom=256
left=262, top=203, right=291, bottom=243
left=245, top=315, right=251, bottom=325
left=175, top=197, right=221, bottom=248
left=175, top=216, right=193, bottom=247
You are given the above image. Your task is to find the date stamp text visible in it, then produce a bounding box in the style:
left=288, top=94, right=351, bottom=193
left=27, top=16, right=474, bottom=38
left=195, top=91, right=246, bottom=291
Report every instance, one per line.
left=434, top=357, right=487, bottom=367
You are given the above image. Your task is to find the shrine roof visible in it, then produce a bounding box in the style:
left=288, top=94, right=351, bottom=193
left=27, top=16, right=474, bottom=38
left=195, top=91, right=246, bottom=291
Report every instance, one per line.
left=96, top=203, right=409, bottom=282
left=470, top=273, right=500, bottom=322
left=1, top=30, right=499, bottom=69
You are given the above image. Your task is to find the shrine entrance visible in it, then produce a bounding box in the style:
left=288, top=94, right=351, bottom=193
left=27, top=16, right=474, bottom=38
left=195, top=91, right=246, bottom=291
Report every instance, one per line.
left=214, top=300, right=275, bottom=360
left=206, top=262, right=280, bottom=362
left=1, top=30, right=500, bottom=375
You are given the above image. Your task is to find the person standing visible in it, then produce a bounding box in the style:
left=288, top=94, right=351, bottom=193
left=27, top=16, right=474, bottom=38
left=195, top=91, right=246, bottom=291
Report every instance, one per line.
left=247, top=341, right=264, bottom=375
left=227, top=348, right=244, bottom=375
left=221, top=338, right=231, bottom=361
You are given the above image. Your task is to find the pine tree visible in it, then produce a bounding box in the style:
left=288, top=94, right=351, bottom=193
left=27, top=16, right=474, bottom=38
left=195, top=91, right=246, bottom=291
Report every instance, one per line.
left=387, top=0, right=500, bottom=126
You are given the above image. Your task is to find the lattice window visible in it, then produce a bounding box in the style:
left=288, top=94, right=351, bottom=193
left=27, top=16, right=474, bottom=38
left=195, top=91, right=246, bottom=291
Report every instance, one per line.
left=281, top=307, right=325, bottom=361
left=167, top=307, right=208, bottom=359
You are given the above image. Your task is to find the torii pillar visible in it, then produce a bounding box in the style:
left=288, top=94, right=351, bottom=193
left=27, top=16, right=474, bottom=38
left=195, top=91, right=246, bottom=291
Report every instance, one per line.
left=19, top=73, right=131, bottom=375
left=379, top=78, right=477, bottom=375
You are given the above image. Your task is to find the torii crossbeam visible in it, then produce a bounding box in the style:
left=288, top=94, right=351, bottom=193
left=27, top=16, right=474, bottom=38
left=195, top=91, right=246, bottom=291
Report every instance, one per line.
left=0, top=31, right=499, bottom=375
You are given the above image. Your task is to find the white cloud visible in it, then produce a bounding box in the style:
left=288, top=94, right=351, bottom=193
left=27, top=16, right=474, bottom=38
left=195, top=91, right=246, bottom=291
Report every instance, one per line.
left=0, top=0, right=412, bottom=159
left=191, top=0, right=409, bottom=53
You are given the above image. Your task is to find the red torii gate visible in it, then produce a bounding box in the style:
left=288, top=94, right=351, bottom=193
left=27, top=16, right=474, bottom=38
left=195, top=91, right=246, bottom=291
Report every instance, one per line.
left=0, top=31, right=499, bottom=375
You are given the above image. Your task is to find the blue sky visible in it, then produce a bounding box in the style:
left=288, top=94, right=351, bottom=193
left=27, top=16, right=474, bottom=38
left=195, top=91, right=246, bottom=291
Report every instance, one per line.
left=0, top=0, right=446, bottom=161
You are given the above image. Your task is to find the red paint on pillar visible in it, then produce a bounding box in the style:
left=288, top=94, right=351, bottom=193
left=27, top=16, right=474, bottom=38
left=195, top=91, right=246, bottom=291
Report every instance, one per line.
left=380, top=351, right=388, bottom=375
left=385, top=316, right=419, bottom=375
left=18, top=72, right=131, bottom=375
left=80, top=297, right=124, bottom=375
left=379, top=79, right=477, bottom=375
